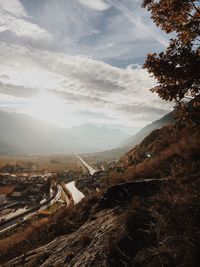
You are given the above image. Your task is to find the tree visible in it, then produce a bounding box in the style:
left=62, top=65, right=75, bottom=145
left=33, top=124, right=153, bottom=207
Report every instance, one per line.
left=142, top=0, right=200, bottom=124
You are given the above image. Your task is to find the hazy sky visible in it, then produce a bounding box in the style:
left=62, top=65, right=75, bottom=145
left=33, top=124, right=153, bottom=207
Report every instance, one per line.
left=0, top=0, right=174, bottom=132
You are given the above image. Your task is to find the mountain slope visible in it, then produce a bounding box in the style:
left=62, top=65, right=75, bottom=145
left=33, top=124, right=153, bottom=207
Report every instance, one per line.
left=0, top=138, right=21, bottom=154
left=0, top=111, right=91, bottom=154
left=1, top=124, right=199, bottom=266
left=119, top=112, right=174, bottom=148
left=0, top=111, right=129, bottom=154
left=67, top=124, right=130, bottom=151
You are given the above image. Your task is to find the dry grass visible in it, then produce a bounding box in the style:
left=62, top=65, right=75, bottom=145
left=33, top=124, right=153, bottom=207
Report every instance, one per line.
left=0, top=154, right=81, bottom=172
left=0, top=125, right=199, bottom=266
left=0, top=185, right=15, bottom=195
left=105, top=126, right=200, bottom=267
left=107, top=170, right=200, bottom=266
left=102, top=125, right=200, bottom=186
left=0, top=193, right=98, bottom=264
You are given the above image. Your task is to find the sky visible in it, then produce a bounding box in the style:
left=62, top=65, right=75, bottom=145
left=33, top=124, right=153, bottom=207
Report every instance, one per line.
left=0, top=0, right=174, bottom=133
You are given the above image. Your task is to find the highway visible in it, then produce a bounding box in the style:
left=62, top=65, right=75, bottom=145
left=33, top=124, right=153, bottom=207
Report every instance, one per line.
left=75, top=153, right=97, bottom=175
left=0, top=155, right=93, bottom=234
left=38, top=185, right=62, bottom=212
left=0, top=184, right=62, bottom=234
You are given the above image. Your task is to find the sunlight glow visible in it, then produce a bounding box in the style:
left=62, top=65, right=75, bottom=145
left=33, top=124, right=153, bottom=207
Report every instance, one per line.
left=25, top=91, right=70, bottom=127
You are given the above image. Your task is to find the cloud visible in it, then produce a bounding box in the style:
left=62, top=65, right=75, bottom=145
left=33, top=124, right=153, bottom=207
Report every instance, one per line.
left=0, top=1, right=173, bottom=128
left=0, top=81, right=38, bottom=98
left=0, top=74, right=9, bottom=80
left=78, top=0, right=111, bottom=11
left=0, top=0, right=52, bottom=41
left=0, top=0, right=27, bottom=17
left=107, top=0, right=168, bottom=47
left=13, top=0, right=168, bottom=66
left=0, top=43, right=173, bottom=127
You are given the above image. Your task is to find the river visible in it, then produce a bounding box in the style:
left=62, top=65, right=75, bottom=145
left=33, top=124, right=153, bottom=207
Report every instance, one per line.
left=65, top=181, right=85, bottom=204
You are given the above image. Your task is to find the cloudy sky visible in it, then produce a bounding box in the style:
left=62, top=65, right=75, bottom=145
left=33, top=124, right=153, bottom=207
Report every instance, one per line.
left=0, top=0, right=174, bottom=133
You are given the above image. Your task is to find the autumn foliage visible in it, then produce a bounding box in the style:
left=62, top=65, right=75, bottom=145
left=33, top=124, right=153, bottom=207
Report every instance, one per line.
left=142, top=0, right=200, bottom=123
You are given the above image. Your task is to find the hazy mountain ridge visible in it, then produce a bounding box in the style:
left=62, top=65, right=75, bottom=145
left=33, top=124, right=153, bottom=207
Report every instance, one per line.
left=119, top=112, right=175, bottom=148
left=87, top=112, right=175, bottom=160
left=0, top=111, right=129, bottom=154
left=0, top=138, right=21, bottom=154
left=67, top=124, right=130, bottom=151
left=0, top=111, right=85, bottom=154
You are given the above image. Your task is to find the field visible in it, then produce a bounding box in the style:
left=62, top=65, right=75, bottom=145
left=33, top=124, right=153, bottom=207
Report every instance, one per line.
left=0, top=154, right=81, bottom=173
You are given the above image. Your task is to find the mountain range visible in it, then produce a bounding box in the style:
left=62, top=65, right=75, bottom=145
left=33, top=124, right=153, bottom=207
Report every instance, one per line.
left=0, top=111, right=129, bottom=154
left=0, top=110, right=174, bottom=155
left=81, top=112, right=175, bottom=160
left=119, top=112, right=174, bottom=148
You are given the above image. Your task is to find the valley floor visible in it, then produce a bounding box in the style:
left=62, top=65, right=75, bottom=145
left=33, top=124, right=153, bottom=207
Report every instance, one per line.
left=0, top=124, right=200, bottom=267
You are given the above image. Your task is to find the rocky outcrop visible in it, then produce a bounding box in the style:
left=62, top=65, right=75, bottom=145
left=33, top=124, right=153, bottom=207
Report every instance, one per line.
left=97, top=178, right=169, bottom=209
left=3, top=209, right=119, bottom=267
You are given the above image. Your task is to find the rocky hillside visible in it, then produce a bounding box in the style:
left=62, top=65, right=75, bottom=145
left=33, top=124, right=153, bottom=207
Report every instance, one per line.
left=1, top=124, right=200, bottom=267
left=121, top=124, right=178, bottom=167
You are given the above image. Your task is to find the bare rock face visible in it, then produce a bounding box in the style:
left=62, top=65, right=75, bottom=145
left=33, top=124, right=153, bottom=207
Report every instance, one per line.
left=98, top=178, right=168, bottom=209
left=3, top=210, right=119, bottom=267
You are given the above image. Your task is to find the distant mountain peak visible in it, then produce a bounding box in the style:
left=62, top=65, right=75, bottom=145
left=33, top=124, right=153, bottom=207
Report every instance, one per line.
left=0, top=110, right=130, bottom=154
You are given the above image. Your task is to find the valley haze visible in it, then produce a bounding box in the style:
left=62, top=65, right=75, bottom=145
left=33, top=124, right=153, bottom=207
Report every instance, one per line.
left=0, top=1, right=199, bottom=267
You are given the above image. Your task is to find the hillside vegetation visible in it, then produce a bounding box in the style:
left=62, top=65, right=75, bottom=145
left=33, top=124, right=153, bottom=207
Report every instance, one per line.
left=1, top=123, right=199, bottom=266
left=0, top=0, right=199, bottom=265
